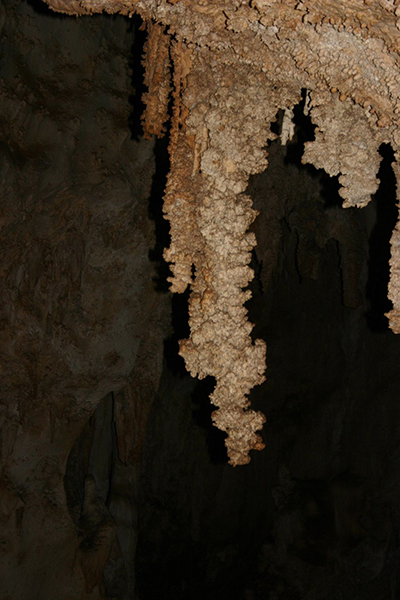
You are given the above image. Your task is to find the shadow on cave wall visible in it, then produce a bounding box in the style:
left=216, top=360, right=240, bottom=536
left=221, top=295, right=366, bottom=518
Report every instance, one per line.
left=128, top=17, right=147, bottom=141
left=147, top=134, right=172, bottom=292
left=366, top=143, right=397, bottom=332
left=64, top=393, right=132, bottom=599
left=264, top=91, right=398, bottom=332
left=127, top=15, right=174, bottom=294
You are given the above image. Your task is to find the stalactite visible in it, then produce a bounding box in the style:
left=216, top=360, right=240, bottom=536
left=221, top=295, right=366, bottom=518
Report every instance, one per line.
left=302, top=90, right=385, bottom=209
left=162, top=39, right=202, bottom=295
left=162, top=44, right=277, bottom=465
left=141, top=21, right=171, bottom=139
left=44, top=0, right=400, bottom=463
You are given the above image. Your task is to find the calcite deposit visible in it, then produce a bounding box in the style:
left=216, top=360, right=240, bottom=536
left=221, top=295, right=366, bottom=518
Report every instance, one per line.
left=43, top=0, right=400, bottom=465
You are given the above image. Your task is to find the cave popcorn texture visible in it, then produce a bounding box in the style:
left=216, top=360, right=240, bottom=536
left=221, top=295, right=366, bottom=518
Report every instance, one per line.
left=163, top=53, right=273, bottom=466
left=178, top=185, right=267, bottom=466
left=45, top=0, right=400, bottom=464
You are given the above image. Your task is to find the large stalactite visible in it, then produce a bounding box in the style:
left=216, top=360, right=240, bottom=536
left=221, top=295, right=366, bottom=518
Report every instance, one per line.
left=3, top=2, right=400, bottom=598
left=43, top=0, right=400, bottom=466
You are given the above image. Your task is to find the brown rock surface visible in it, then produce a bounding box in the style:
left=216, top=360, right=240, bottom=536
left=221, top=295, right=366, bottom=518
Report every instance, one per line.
left=0, top=2, right=168, bottom=598
left=3, top=0, right=400, bottom=597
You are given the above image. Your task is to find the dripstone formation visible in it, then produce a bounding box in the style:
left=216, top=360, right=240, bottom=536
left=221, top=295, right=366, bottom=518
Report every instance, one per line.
left=44, top=0, right=400, bottom=465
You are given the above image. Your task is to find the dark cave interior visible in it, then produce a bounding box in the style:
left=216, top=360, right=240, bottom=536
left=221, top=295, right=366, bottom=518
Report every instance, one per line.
left=2, top=2, right=400, bottom=600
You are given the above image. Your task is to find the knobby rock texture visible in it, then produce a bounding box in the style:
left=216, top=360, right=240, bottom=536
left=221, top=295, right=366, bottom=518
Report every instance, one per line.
left=44, top=0, right=400, bottom=465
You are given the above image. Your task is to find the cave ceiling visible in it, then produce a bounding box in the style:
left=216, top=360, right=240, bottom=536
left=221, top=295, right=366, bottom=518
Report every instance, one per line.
left=43, top=0, right=400, bottom=465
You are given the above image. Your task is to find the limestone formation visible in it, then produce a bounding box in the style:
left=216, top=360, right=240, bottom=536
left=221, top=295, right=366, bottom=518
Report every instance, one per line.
left=43, top=0, right=400, bottom=464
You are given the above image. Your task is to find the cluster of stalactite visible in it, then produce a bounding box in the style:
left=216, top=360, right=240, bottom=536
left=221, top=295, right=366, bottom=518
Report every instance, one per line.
left=45, top=0, right=400, bottom=465
left=142, top=30, right=274, bottom=465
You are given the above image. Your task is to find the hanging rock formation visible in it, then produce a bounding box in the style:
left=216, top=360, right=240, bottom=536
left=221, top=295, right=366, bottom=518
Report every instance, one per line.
left=42, top=0, right=400, bottom=466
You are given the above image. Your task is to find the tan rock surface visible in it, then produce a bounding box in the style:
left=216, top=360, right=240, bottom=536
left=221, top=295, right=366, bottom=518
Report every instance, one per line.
left=43, top=0, right=400, bottom=464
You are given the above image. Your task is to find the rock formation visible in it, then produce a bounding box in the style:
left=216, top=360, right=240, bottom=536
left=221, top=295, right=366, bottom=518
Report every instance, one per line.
left=43, top=0, right=400, bottom=466
left=3, top=0, right=400, bottom=598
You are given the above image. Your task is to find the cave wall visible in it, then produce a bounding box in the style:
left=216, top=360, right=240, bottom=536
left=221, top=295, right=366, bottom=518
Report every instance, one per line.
left=0, top=2, right=168, bottom=598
